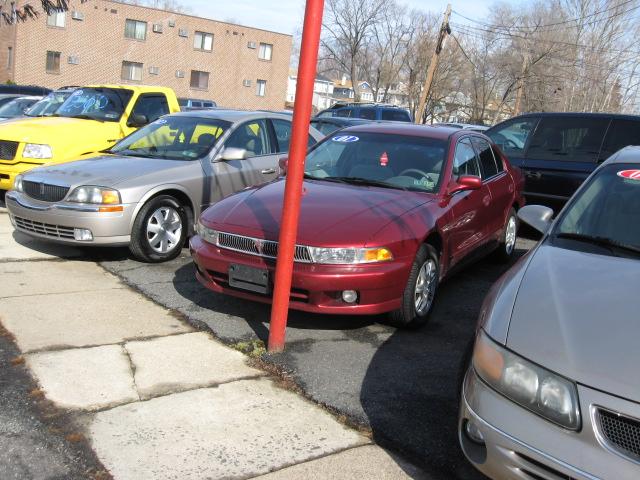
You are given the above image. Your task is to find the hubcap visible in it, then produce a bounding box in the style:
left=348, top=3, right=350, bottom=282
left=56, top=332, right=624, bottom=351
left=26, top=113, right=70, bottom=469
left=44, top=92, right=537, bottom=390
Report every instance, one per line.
left=505, top=216, right=517, bottom=255
left=146, top=207, right=182, bottom=254
left=414, top=259, right=437, bottom=315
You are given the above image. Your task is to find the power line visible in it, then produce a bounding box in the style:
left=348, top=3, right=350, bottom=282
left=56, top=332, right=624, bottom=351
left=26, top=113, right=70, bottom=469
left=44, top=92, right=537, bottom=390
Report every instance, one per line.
left=451, top=0, right=639, bottom=33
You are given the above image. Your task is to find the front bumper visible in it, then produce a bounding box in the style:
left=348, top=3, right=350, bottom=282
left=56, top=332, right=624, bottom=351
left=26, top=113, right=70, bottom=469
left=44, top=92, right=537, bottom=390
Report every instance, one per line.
left=189, top=235, right=411, bottom=315
left=459, top=367, right=640, bottom=480
left=0, top=160, right=44, bottom=191
left=6, top=191, right=135, bottom=246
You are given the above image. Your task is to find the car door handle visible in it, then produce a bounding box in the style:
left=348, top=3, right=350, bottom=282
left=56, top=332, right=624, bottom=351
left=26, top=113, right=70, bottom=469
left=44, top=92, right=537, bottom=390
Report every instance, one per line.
left=261, top=168, right=276, bottom=175
left=525, top=171, right=542, bottom=180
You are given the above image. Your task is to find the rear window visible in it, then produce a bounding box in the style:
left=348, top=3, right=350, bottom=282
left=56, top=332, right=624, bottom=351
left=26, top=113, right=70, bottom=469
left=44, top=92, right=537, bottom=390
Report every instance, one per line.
left=487, top=118, right=537, bottom=156
left=381, top=109, right=411, bottom=122
left=527, top=117, right=609, bottom=163
left=358, top=108, right=376, bottom=120
left=335, top=108, right=353, bottom=118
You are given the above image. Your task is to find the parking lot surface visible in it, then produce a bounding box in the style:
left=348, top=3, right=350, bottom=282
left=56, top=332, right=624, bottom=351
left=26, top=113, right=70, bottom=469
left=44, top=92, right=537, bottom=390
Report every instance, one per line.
left=98, top=237, right=536, bottom=479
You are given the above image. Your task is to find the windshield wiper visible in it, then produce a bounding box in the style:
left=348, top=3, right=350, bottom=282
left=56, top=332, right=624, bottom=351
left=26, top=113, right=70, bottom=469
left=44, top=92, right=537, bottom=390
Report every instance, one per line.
left=322, top=176, right=408, bottom=191
left=70, top=114, right=104, bottom=122
left=556, top=232, right=640, bottom=256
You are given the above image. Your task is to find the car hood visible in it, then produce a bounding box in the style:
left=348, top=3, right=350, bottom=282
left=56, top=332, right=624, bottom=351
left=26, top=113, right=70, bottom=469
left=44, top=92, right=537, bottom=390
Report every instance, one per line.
left=203, top=178, right=434, bottom=246
left=506, top=243, right=640, bottom=402
left=0, top=116, right=119, bottom=144
left=23, top=155, right=186, bottom=189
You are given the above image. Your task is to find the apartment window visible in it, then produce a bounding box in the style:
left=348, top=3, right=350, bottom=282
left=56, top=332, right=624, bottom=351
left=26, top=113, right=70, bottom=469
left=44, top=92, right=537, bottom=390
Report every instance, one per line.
left=7, top=47, right=12, bottom=70
left=46, top=51, right=61, bottom=74
left=121, top=61, right=143, bottom=82
left=256, top=79, right=267, bottom=97
left=190, top=70, right=209, bottom=89
left=193, top=31, right=213, bottom=51
left=125, top=19, right=147, bottom=40
left=47, top=10, right=65, bottom=28
left=258, top=43, right=272, bottom=61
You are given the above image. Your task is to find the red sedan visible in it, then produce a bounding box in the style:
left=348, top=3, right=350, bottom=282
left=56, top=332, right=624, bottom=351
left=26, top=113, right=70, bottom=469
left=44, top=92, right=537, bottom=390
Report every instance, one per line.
left=190, top=124, right=524, bottom=327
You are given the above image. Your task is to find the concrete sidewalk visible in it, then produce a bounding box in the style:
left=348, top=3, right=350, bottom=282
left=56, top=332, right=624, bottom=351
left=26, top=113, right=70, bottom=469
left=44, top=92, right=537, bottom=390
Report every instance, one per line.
left=0, top=210, right=426, bottom=479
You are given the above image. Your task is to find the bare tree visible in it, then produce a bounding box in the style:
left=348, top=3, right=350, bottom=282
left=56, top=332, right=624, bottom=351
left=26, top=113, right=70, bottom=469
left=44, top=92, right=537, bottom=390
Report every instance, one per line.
left=321, top=0, right=386, bottom=101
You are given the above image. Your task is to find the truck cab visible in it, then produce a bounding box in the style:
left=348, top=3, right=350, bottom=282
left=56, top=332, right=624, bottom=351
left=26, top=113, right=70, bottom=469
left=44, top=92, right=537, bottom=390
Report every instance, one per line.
left=0, top=85, right=180, bottom=190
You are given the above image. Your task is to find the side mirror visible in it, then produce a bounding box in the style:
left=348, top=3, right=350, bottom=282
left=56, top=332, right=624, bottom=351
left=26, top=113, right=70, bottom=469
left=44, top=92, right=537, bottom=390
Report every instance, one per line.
left=127, top=113, right=148, bottom=128
left=517, top=205, right=554, bottom=234
left=219, top=147, right=248, bottom=161
left=278, top=156, right=288, bottom=175
left=448, top=175, right=482, bottom=196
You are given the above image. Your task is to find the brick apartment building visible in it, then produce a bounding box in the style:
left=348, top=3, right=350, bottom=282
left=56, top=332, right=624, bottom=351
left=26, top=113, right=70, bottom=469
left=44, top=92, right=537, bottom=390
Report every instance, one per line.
left=0, top=0, right=292, bottom=109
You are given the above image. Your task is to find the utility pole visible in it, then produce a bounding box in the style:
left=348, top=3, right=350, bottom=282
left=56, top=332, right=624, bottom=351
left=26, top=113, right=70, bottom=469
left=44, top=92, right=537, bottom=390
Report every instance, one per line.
left=415, top=4, right=452, bottom=124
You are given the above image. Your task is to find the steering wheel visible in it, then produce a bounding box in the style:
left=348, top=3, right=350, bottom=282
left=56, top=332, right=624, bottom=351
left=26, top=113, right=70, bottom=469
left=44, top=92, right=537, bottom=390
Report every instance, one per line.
left=398, top=168, right=431, bottom=180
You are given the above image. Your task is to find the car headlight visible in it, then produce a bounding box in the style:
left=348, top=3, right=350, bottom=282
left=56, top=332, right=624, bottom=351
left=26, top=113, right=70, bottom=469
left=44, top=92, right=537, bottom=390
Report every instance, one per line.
left=22, top=143, right=53, bottom=159
left=473, top=330, right=581, bottom=430
left=196, top=222, right=219, bottom=245
left=13, top=174, right=23, bottom=192
left=307, top=246, right=393, bottom=264
left=67, top=186, right=121, bottom=204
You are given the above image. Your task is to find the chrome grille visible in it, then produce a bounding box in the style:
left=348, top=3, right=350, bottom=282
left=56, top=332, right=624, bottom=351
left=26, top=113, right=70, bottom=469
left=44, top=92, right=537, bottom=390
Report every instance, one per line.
left=0, top=140, right=18, bottom=160
left=217, top=232, right=312, bottom=263
left=597, top=408, right=640, bottom=462
left=13, top=216, right=75, bottom=239
left=23, top=181, right=69, bottom=202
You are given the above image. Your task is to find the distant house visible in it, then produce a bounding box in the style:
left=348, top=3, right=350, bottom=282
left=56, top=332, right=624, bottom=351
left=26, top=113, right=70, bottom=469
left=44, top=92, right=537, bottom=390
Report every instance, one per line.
left=286, top=71, right=335, bottom=111
left=332, top=76, right=374, bottom=102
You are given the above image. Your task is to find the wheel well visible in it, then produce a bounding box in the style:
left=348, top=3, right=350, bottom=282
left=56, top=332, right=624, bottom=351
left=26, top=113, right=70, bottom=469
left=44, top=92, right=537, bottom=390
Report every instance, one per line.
left=512, top=201, right=520, bottom=211
left=424, top=232, right=443, bottom=258
left=151, top=189, right=195, bottom=232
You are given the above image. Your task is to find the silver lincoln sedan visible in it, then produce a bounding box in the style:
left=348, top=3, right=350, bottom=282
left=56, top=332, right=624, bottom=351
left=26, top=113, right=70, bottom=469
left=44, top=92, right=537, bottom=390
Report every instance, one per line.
left=459, top=146, right=640, bottom=479
left=6, top=110, right=323, bottom=262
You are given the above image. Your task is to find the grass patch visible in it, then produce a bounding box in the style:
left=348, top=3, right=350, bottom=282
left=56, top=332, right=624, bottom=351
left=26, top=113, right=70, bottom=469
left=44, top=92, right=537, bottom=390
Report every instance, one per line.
left=230, top=339, right=266, bottom=358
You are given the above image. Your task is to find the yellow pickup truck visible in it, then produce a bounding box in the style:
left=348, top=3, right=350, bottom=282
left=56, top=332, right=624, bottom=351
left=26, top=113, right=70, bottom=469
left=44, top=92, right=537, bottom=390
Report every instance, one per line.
left=0, top=85, right=180, bottom=190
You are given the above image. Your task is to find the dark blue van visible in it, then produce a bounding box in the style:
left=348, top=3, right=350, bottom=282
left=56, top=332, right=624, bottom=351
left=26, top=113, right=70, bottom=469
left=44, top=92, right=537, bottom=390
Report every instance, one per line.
left=316, top=103, right=412, bottom=122
left=486, top=112, right=640, bottom=204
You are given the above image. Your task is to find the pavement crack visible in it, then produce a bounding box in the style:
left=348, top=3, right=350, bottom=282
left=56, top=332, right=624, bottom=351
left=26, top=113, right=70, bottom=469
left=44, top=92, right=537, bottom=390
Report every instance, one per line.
left=0, top=286, right=127, bottom=300
left=121, top=344, right=142, bottom=402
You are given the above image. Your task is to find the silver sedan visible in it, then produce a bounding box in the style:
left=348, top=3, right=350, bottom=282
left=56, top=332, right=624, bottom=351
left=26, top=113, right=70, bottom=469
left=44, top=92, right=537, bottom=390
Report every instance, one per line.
left=459, top=146, right=640, bottom=479
left=6, top=110, right=323, bottom=262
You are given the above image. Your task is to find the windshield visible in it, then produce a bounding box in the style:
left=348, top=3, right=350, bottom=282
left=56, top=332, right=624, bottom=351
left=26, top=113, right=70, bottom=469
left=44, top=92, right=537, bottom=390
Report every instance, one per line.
left=304, top=132, right=447, bottom=193
left=553, top=164, right=640, bottom=257
left=0, top=97, right=39, bottom=117
left=25, top=91, right=73, bottom=117
left=110, top=116, right=231, bottom=160
left=55, top=87, right=133, bottom=122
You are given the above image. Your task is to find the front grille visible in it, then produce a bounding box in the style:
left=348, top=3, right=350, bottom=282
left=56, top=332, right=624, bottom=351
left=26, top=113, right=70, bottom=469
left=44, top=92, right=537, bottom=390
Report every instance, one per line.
left=23, top=181, right=69, bottom=202
left=217, top=232, right=312, bottom=263
left=13, top=216, right=75, bottom=239
left=0, top=140, right=18, bottom=160
left=597, top=408, right=640, bottom=462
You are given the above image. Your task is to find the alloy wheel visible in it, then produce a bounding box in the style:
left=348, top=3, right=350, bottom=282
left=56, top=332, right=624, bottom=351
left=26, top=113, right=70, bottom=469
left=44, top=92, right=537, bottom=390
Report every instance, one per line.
left=505, top=215, right=517, bottom=255
left=414, top=259, right=437, bottom=315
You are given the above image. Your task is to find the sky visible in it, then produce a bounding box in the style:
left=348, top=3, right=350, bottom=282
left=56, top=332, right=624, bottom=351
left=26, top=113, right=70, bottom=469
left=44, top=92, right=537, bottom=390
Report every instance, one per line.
left=186, top=0, right=501, bottom=35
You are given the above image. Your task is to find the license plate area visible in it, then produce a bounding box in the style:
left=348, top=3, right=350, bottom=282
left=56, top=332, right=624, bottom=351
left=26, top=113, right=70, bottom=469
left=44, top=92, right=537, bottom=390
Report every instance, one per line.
left=228, top=264, right=270, bottom=294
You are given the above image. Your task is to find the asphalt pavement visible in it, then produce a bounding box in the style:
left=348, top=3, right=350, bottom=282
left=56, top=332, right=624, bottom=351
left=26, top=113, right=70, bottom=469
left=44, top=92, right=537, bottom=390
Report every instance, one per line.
left=94, top=237, right=536, bottom=479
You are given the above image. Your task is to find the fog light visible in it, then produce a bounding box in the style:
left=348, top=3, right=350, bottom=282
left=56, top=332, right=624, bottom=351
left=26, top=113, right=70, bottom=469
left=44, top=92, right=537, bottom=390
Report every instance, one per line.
left=465, top=420, right=485, bottom=445
left=73, top=228, right=93, bottom=241
left=342, top=290, right=358, bottom=303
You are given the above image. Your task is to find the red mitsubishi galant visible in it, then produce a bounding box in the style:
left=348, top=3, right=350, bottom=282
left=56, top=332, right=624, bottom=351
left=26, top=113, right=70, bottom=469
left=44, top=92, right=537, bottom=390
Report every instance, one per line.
left=190, top=124, right=524, bottom=327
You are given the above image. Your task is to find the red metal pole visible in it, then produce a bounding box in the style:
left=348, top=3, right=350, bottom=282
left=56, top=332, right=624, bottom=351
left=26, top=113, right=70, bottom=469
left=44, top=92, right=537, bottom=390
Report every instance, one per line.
left=268, top=0, right=324, bottom=353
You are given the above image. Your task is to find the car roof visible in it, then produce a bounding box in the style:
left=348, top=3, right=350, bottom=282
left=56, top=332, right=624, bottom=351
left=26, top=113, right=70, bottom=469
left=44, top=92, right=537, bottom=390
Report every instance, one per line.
left=85, top=84, right=177, bottom=95
left=506, top=112, right=640, bottom=121
left=605, top=145, right=640, bottom=164
left=166, top=109, right=294, bottom=122
left=338, top=122, right=460, bottom=140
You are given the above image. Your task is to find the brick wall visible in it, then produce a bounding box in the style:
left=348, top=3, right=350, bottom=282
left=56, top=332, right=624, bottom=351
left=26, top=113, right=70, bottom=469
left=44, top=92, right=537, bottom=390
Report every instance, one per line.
left=0, top=19, right=16, bottom=84
left=10, top=0, right=292, bottom=109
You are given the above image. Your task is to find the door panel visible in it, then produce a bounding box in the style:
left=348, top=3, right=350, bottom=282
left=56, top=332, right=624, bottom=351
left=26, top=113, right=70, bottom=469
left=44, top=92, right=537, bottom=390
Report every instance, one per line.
left=447, top=138, right=493, bottom=267
left=524, top=116, right=609, bottom=201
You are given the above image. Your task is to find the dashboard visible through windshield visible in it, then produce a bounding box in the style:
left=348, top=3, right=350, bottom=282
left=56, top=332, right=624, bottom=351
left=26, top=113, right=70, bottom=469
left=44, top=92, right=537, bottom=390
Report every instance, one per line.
left=55, top=88, right=133, bottom=122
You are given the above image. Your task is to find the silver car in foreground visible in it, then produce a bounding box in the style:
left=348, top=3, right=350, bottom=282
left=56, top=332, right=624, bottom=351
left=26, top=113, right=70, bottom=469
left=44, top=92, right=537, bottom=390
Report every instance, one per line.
left=459, top=146, right=640, bottom=479
left=6, top=110, right=323, bottom=262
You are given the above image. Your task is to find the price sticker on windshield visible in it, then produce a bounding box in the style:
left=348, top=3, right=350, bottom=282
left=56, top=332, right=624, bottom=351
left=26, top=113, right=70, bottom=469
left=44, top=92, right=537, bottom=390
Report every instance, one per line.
left=332, top=135, right=359, bottom=143
left=617, top=170, right=640, bottom=181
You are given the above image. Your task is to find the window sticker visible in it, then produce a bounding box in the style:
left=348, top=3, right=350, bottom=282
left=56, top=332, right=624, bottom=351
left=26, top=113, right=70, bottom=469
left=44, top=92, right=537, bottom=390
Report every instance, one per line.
left=380, top=151, right=389, bottom=166
left=332, top=135, right=359, bottom=143
left=617, top=170, right=640, bottom=181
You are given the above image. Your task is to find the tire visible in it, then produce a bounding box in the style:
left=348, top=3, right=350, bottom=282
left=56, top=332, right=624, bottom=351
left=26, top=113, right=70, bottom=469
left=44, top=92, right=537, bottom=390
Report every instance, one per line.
left=493, top=207, right=518, bottom=264
left=129, top=195, right=188, bottom=263
left=387, top=244, right=440, bottom=329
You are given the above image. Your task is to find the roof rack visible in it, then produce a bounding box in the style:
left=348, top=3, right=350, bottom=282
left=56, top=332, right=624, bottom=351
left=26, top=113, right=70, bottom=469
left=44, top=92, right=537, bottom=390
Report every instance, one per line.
left=329, top=102, right=403, bottom=109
